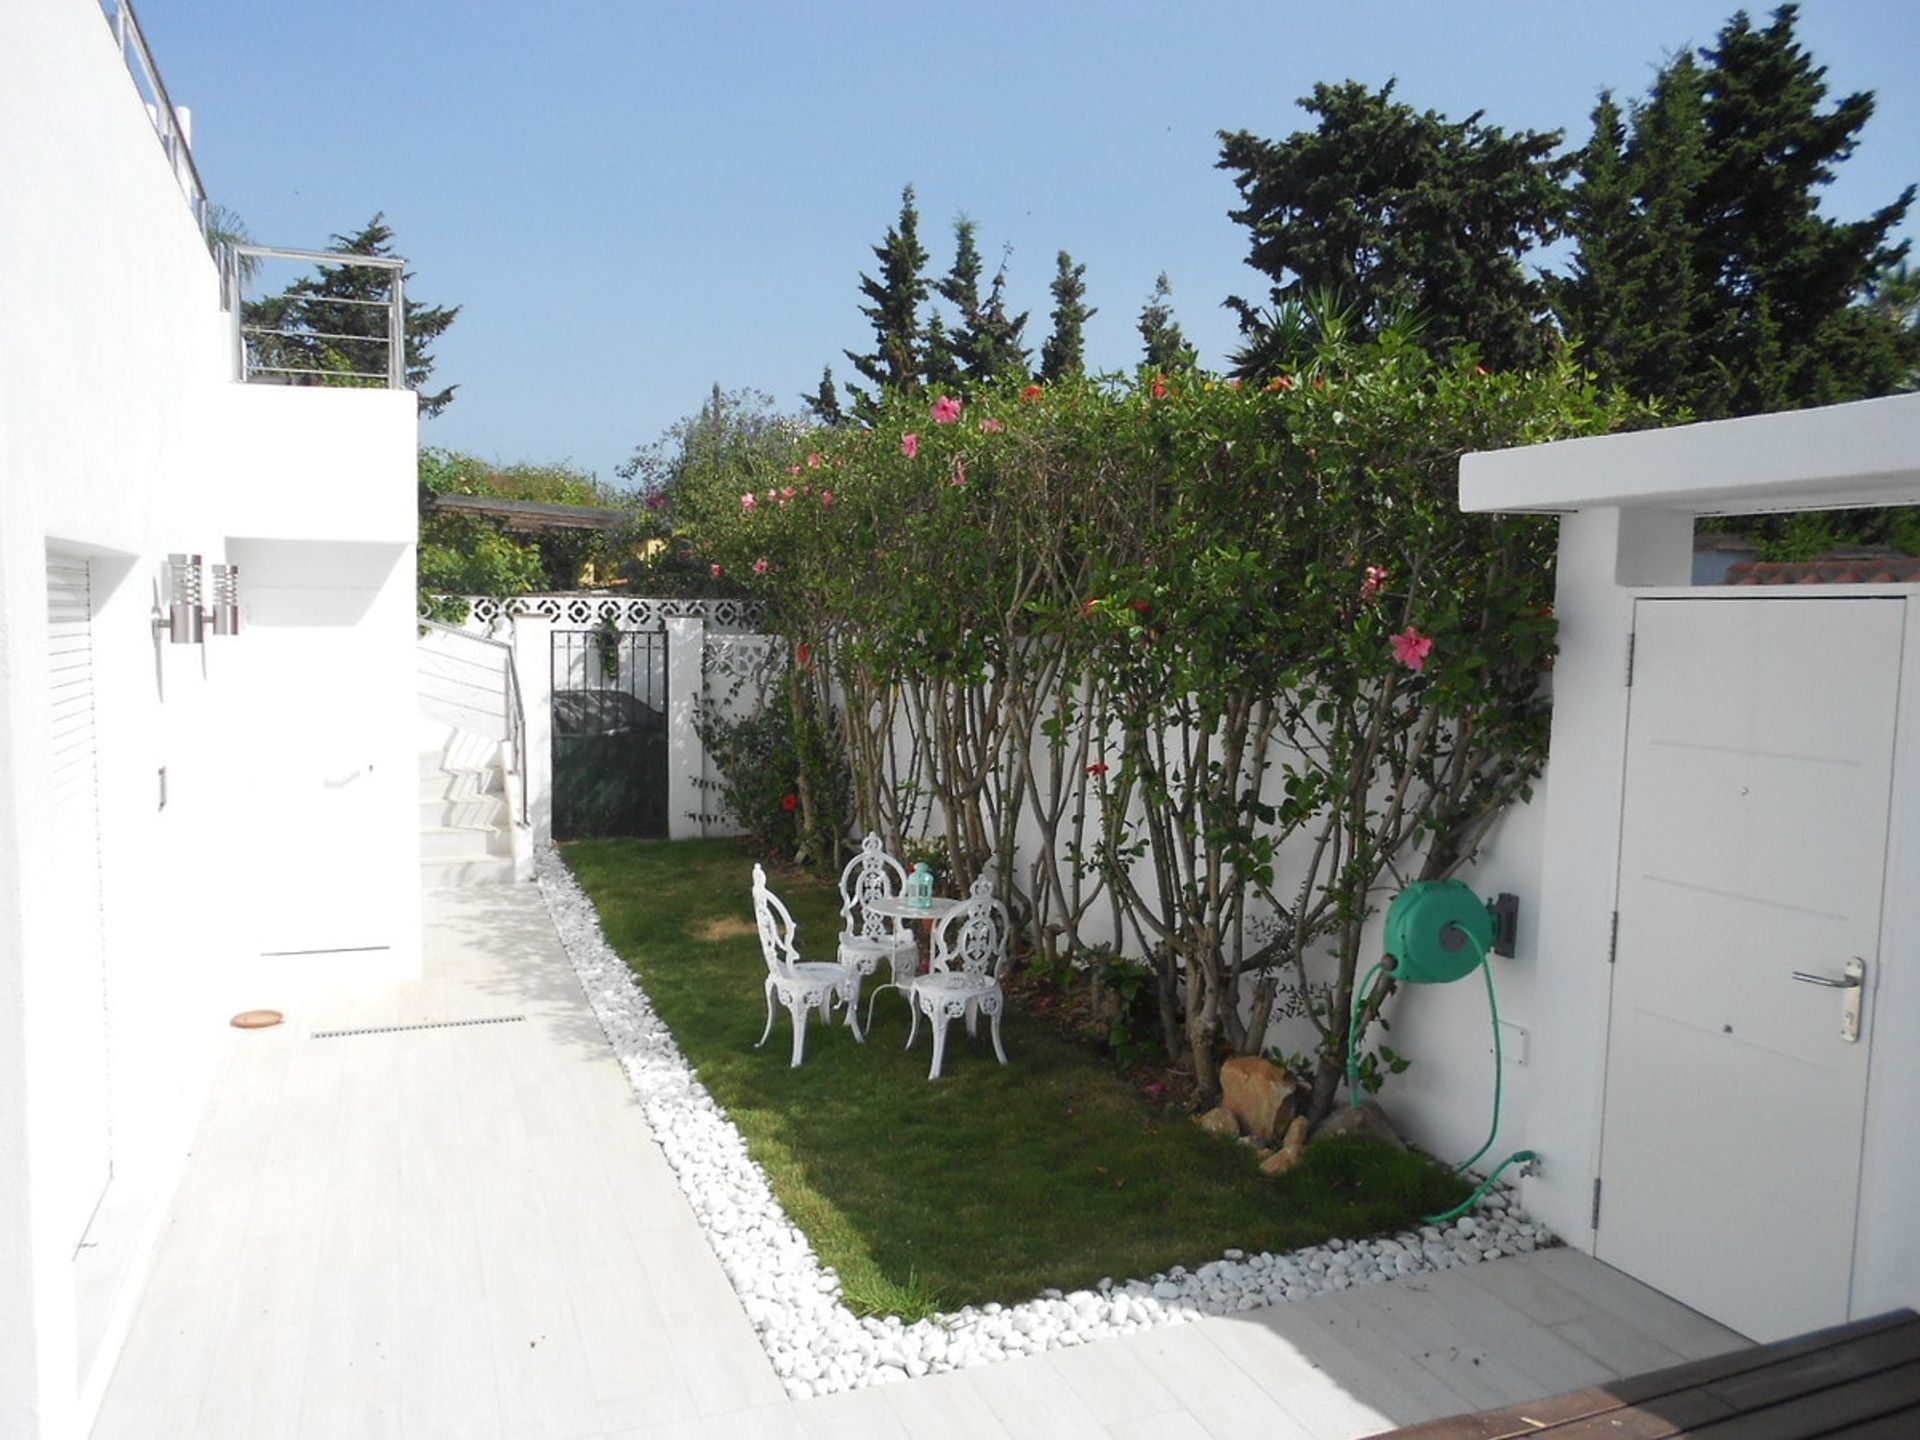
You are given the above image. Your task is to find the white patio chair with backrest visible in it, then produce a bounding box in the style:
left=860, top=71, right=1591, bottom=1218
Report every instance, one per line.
left=906, top=875, right=1011, bottom=1080
left=751, top=863, right=864, bottom=1068
left=835, top=833, right=917, bottom=1029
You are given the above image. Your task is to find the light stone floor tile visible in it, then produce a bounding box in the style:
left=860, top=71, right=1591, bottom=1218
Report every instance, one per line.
left=878, top=1368, right=1018, bottom=1440
left=1106, top=1413, right=1214, bottom=1440
left=89, top=882, right=1761, bottom=1440
left=793, top=1380, right=914, bottom=1440
left=1194, top=1309, right=1396, bottom=1438
left=1044, top=1329, right=1184, bottom=1426
left=1222, top=1298, right=1469, bottom=1430
left=1526, top=1245, right=1747, bottom=1360
left=1113, top=1322, right=1319, bottom=1439
left=962, top=1349, right=1115, bottom=1439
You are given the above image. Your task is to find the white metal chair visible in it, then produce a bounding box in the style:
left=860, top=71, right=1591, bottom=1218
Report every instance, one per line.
left=905, top=876, right=1011, bottom=1080
left=751, top=863, right=864, bottom=1067
left=835, top=833, right=918, bottom=1028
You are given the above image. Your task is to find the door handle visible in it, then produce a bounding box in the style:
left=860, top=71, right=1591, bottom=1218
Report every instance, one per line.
left=1791, top=957, right=1866, bottom=1043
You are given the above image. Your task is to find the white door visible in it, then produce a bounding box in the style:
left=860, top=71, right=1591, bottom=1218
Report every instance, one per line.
left=1598, top=596, right=1902, bottom=1341
left=46, top=551, right=114, bottom=1247
left=247, top=622, right=387, bottom=955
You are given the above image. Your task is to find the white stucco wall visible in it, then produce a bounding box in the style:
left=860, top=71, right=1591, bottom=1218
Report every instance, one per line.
left=0, top=4, right=419, bottom=1433
left=1461, top=393, right=1920, bottom=1326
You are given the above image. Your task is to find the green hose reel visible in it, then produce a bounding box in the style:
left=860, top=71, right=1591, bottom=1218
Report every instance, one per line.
left=1362, top=880, right=1534, bottom=1223
left=1382, top=880, right=1516, bottom=983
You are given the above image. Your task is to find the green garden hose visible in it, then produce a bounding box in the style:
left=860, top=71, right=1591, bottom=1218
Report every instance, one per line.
left=1345, top=930, right=1536, bottom=1225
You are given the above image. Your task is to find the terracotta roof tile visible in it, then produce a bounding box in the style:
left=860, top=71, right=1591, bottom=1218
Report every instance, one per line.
left=1724, top=553, right=1920, bottom=586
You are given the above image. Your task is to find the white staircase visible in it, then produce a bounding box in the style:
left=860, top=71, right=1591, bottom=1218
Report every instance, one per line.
left=419, top=731, right=519, bottom=886
left=417, top=620, right=533, bottom=886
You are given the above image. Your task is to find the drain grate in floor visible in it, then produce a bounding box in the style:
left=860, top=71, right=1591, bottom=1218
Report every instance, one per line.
left=310, top=1015, right=526, bottom=1040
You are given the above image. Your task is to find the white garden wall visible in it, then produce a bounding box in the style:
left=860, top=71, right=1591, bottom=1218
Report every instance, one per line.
left=0, top=4, right=419, bottom=1433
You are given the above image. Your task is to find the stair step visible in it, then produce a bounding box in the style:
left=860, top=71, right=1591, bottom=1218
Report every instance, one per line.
left=421, top=796, right=505, bottom=830
left=418, top=767, right=503, bottom=802
left=422, top=825, right=511, bottom=862
left=421, top=854, right=517, bottom=887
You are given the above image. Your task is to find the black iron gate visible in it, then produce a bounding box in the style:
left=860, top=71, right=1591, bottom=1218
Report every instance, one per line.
left=551, top=627, right=669, bottom=839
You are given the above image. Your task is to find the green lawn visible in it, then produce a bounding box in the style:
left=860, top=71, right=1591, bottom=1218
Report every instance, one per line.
left=565, top=836, right=1467, bottom=1318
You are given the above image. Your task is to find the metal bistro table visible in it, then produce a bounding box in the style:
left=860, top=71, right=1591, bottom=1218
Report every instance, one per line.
left=861, top=891, right=961, bottom=1028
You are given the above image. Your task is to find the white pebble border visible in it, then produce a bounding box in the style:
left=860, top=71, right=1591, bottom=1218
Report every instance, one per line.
left=537, top=846, right=1554, bottom=1399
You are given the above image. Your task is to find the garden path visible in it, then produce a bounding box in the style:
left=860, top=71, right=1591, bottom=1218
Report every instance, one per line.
left=90, top=884, right=1744, bottom=1439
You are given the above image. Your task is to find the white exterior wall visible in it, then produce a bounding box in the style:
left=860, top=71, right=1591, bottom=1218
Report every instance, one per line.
left=0, top=4, right=419, bottom=1434
left=1461, top=393, right=1920, bottom=1322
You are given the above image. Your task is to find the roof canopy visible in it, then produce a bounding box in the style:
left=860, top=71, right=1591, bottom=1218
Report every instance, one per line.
left=433, top=493, right=633, bottom=531
left=1460, top=392, right=1920, bottom=517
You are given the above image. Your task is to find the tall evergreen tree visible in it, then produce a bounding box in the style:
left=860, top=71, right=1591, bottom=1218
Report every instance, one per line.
left=934, top=219, right=1031, bottom=388
left=1218, top=81, right=1570, bottom=375
left=843, top=185, right=930, bottom=416
left=1137, top=272, right=1197, bottom=372
left=1039, top=250, right=1095, bottom=381
left=974, top=261, right=1033, bottom=383
left=802, top=365, right=846, bottom=427
left=245, top=213, right=459, bottom=415
left=1558, top=4, right=1914, bottom=418
left=922, top=310, right=965, bottom=393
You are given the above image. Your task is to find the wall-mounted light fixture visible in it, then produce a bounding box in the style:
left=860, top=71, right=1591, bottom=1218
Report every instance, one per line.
left=155, top=553, right=241, bottom=644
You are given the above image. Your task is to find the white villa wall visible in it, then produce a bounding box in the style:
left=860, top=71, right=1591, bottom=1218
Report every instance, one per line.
left=1461, top=393, right=1920, bottom=1326
left=0, top=4, right=419, bottom=1434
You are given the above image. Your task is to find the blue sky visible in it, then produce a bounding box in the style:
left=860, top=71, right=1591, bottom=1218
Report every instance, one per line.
left=136, top=0, right=1918, bottom=486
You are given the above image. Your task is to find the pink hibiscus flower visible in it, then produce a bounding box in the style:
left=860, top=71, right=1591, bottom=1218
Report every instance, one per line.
left=1390, top=626, right=1433, bottom=672
left=931, top=395, right=962, bottom=424
left=901, top=432, right=919, bottom=459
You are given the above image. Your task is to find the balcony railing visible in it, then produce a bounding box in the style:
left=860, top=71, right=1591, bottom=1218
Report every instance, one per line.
left=99, top=1, right=410, bottom=393
left=100, top=0, right=208, bottom=236
left=223, top=245, right=409, bottom=390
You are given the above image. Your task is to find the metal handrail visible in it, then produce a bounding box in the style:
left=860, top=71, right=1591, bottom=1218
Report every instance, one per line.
left=226, top=244, right=408, bottom=390
left=420, top=621, right=529, bottom=827
left=100, top=0, right=209, bottom=237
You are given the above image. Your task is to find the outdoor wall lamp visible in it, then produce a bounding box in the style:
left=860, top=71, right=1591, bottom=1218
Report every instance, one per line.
left=155, top=553, right=241, bottom=644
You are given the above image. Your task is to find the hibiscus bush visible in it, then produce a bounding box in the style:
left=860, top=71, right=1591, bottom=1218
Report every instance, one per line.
left=673, top=335, right=1641, bottom=1118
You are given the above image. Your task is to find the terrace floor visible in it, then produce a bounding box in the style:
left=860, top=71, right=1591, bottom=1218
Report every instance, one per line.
left=90, top=883, right=1747, bottom=1440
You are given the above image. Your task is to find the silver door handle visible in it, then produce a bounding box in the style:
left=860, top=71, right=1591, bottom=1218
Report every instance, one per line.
left=1791, top=958, right=1866, bottom=1043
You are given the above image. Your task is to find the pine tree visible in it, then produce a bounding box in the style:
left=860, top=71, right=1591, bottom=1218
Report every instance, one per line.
left=922, top=310, right=965, bottom=394
left=843, top=185, right=930, bottom=417
left=1218, top=81, right=1570, bottom=375
left=1559, top=5, right=1914, bottom=419
left=934, top=219, right=1031, bottom=388
left=931, top=217, right=985, bottom=386
left=1039, top=251, right=1095, bottom=382
left=974, top=260, right=1033, bottom=383
left=1137, top=272, right=1196, bottom=372
left=244, top=213, right=459, bottom=416
left=802, top=365, right=845, bottom=427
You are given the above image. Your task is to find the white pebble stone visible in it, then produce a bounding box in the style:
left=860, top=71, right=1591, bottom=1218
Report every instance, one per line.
left=536, top=845, right=1558, bottom=1399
